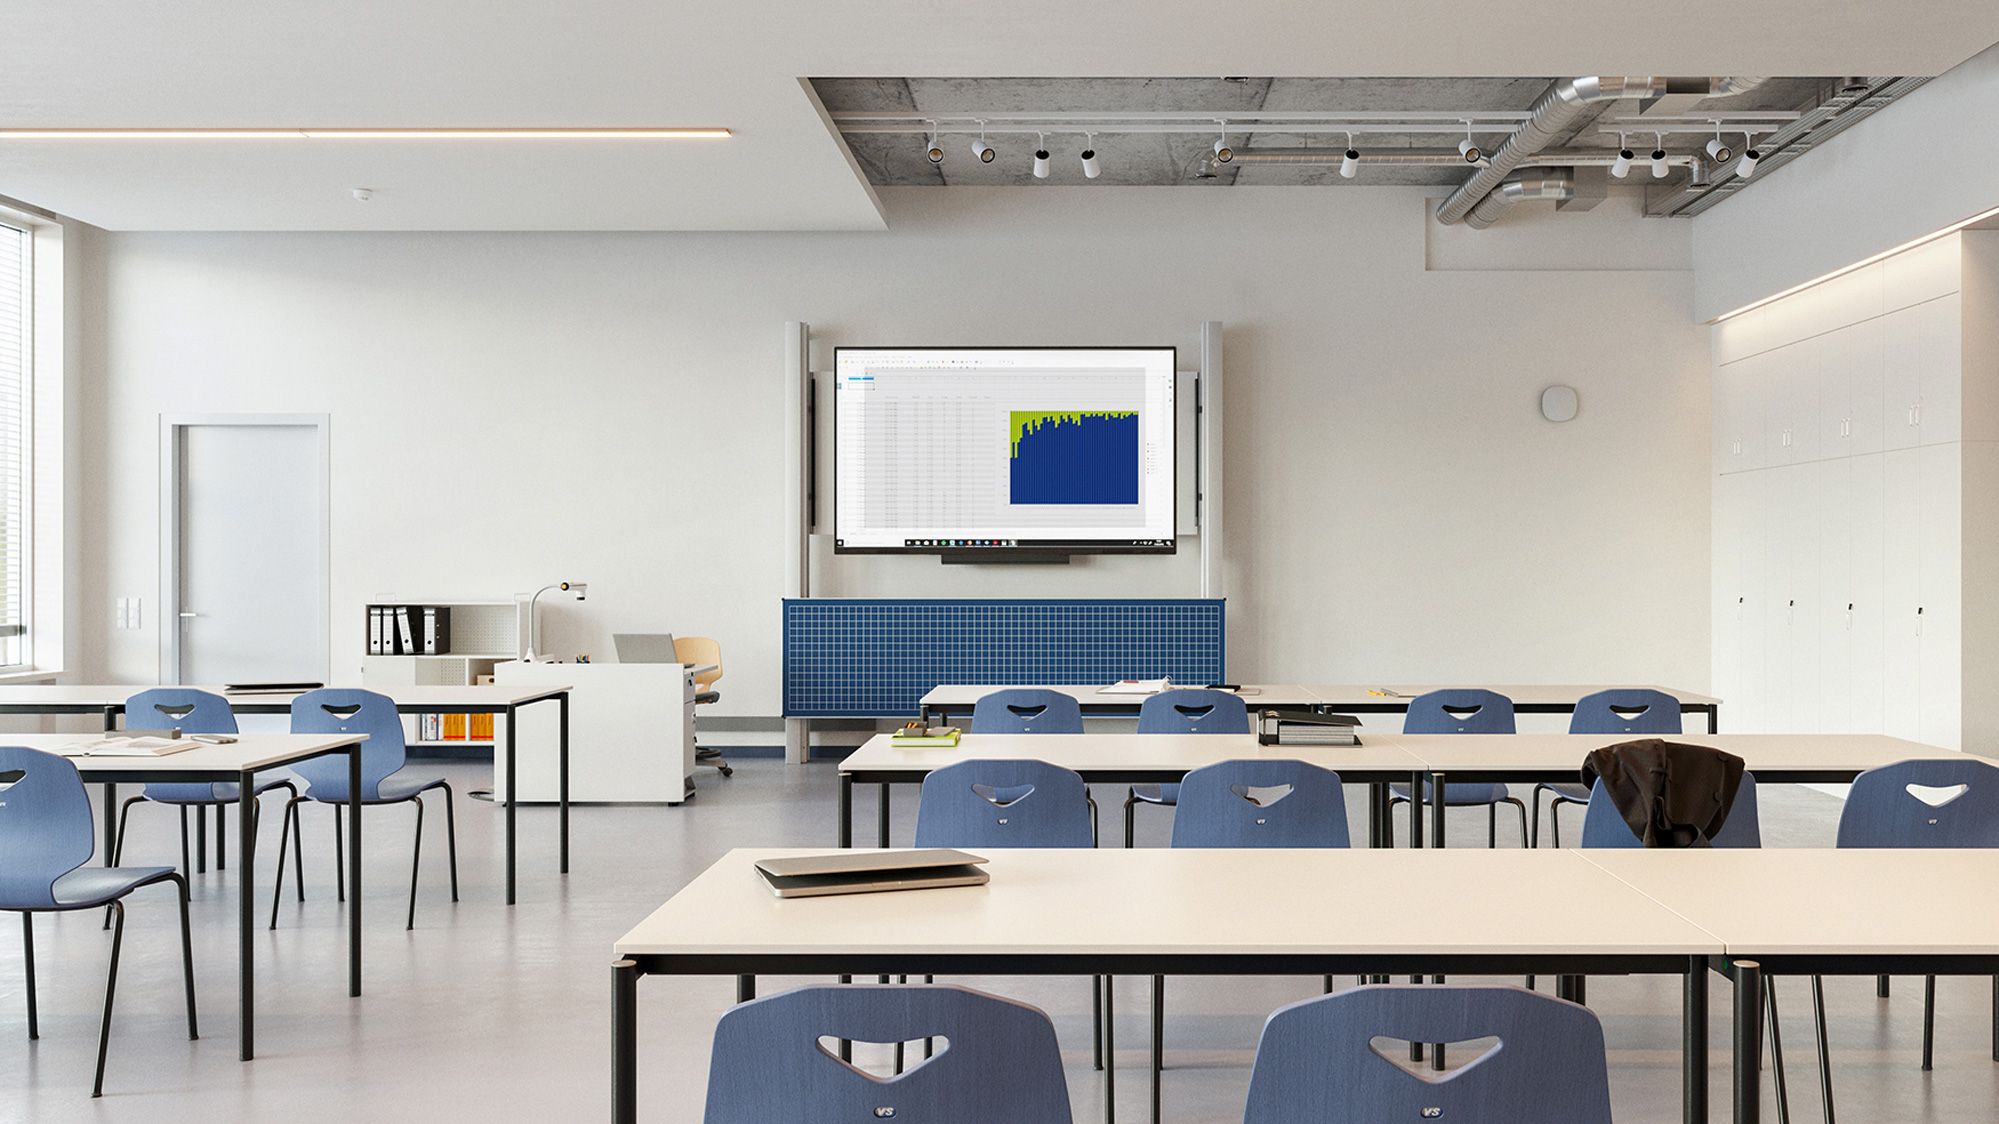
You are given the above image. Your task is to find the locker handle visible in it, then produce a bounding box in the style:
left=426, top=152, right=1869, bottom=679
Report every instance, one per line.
left=1913, top=403, right=1922, bottom=426
left=1917, top=605, right=1924, bottom=636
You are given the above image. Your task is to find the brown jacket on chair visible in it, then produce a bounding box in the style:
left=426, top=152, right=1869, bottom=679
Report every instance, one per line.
left=1579, top=739, right=1746, bottom=848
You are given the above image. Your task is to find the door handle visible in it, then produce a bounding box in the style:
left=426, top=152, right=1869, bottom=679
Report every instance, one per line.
left=178, top=611, right=199, bottom=619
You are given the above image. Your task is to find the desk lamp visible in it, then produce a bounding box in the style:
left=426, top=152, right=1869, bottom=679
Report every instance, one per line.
left=524, top=581, right=587, bottom=662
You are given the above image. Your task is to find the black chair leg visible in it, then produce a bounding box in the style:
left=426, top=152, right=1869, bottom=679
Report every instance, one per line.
left=1513, top=799, right=1530, bottom=849
left=1151, top=974, right=1164, bottom=1124
left=440, top=783, right=460, bottom=901
left=1530, top=787, right=1544, bottom=848
left=172, top=874, right=198, bottom=1040
left=334, top=804, right=345, bottom=902
left=105, top=796, right=144, bottom=930
left=93, top=899, right=125, bottom=1098
left=1488, top=804, right=1497, bottom=847
left=1550, top=801, right=1565, bottom=848
left=1991, top=975, right=1997, bottom=1063
left=1811, top=975, right=1834, bottom=1124
left=1769, top=978, right=1791, bottom=1124
left=215, top=803, right=225, bottom=872
left=1093, top=974, right=1103, bottom=1070
left=1877, top=975, right=1890, bottom=998
left=1923, top=975, right=1936, bottom=1071
left=179, top=806, right=191, bottom=879
left=1123, top=794, right=1137, bottom=849
left=21, top=912, right=36, bottom=1040
left=270, top=798, right=301, bottom=930
left=407, top=796, right=426, bottom=931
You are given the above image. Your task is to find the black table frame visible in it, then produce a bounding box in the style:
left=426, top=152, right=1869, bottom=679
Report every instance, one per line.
left=920, top=696, right=1722, bottom=733
left=3, top=690, right=572, bottom=906
left=611, top=950, right=1713, bottom=1124
left=76, top=737, right=363, bottom=1062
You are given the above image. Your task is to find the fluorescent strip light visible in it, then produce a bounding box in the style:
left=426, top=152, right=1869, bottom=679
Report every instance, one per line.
left=0, top=128, right=731, bottom=140
left=1712, top=204, right=1999, bottom=323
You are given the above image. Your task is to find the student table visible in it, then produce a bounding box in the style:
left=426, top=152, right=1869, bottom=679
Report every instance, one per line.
left=0, top=683, right=571, bottom=904
left=611, top=848, right=1724, bottom=1124
left=38, top=733, right=367, bottom=1061
left=916, top=683, right=1323, bottom=723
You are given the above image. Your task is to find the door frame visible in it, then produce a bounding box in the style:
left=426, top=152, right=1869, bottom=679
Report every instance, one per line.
left=159, top=413, right=331, bottom=685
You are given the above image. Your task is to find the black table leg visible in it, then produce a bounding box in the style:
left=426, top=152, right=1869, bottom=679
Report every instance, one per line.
left=506, top=707, right=518, bottom=905
left=1429, top=771, right=1446, bottom=850
left=1685, top=956, right=1708, bottom=1124
left=839, top=774, right=853, bottom=848
left=879, top=783, right=891, bottom=849
left=1408, top=771, right=1423, bottom=849
left=1735, top=960, right=1764, bottom=1124
left=1707, top=705, right=1719, bottom=734
left=558, top=695, right=570, bottom=875
left=614, top=959, right=640, bottom=1124
left=196, top=807, right=208, bottom=874
left=239, top=767, right=255, bottom=1060
left=1104, top=974, right=1115, bottom=1124
left=348, top=744, right=362, bottom=999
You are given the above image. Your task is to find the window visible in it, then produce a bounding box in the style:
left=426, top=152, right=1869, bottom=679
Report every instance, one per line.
left=0, top=221, right=28, bottom=666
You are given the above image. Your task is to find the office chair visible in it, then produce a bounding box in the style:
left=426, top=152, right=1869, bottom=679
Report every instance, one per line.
left=673, top=636, right=731, bottom=778
left=1, top=746, right=198, bottom=1097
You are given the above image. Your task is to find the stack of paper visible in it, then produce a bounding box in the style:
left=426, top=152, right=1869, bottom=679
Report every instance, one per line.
left=891, top=726, right=962, bottom=748
left=65, top=736, right=202, bottom=757
left=1099, top=678, right=1170, bottom=696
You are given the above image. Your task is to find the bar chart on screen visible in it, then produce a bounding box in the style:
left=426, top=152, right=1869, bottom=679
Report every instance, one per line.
left=1008, top=410, right=1140, bottom=504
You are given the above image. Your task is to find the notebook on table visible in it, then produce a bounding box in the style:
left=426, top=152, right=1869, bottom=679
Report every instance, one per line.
left=754, top=849, right=990, bottom=899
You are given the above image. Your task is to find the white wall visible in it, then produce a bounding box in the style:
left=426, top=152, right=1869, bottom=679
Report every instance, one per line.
left=1694, top=43, right=1999, bottom=322
left=79, top=187, right=1712, bottom=718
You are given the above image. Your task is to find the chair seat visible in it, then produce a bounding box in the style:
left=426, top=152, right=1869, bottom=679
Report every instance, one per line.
left=49, top=866, right=178, bottom=908
left=303, top=772, right=448, bottom=805
left=1391, top=781, right=1512, bottom=805
left=1537, top=781, right=1592, bottom=802
left=694, top=690, right=720, bottom=705
left=1131, top=783, right=1181, bottom=806
left=140, top=776, right=296, bottom=805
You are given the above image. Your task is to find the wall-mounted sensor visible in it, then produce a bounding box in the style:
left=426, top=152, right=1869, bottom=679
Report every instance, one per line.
left=1541, top=384, right=1580, bottom=423
left=350, top=187, right=373, bottom=202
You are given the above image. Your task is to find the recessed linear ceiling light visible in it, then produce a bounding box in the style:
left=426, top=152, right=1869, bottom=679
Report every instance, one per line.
left=0, top=127, right=732, bottom=140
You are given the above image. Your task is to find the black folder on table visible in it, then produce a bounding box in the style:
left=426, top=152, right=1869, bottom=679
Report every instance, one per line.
left=754, top=849, right=990, bottom=899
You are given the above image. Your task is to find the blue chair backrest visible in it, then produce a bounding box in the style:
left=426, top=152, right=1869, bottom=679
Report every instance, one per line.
left=1244, top=984, right=1612, bottom=1123
left=1403, top=689, right=1516, bottom=735
left=1837, top=758, right=1999, bottom=848
left=0, top=746, right=95, bottom=909
left=1171, top=760, right=1350, bottom=848
left=1578, top=774, right=1762, bottom=848
left=704, top=984, right=1073, bottom=1123
left=129, top=688, right=243, bottom=802
left=969, top=689, right=1084, bottom=735
left=1137, top=689, right=1251, bottom=735
left=913, top=759, right=1094, bottom=848
left=288, top=688, right=406, bottom=800
left=1568, top=689, right=1682, bottom=736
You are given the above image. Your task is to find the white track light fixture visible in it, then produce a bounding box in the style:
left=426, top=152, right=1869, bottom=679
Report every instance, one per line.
left=1704, top=122, right=1734, bottom=164
left=924, top=122, right=944, bottom=165
left=1650, top=133, right=1669, bottom=179
left=969, top=122, right=995, bottom=164
left=1213, top=121, right=1233, bottom=163
left=1736, top=132, right=1761, bottom=178
left=1610, top=133, right=1633, bottom=179
left=1032, top=132, right=1050, bottom=178
left=1457, top=120, right=1482, bottom=163
left=1079, top=133, right=1101, bottom=179
left=1340, top=132, right=1359, bottom=179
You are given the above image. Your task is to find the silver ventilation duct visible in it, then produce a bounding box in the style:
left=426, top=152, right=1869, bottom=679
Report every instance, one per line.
left=1221, top=147, right=1695, bottom=170
left=1434, top=75, right=1767, bottom=225
left=1464, top=169, right=1576, bottom=229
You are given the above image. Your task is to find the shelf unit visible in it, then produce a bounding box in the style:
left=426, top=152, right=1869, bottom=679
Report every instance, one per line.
left=361, top=598, right=528, bottom=747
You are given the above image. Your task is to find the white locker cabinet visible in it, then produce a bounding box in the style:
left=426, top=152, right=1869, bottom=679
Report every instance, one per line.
left=1815, top=457, right=1855, bottom=734
left=1762, top=463, right=1821, bottom=732
left=1817, top=318, right=1886, bottom=456
left=1714, top=355, right=1766, bottom=473
left=1880, top=448, right=1923, bottom=741
left=1918, top=295, right=1964, bottom=447
left=1766, top=337, right=1821, bottom=466
left=1917, top=443, right=1964, bottom=749
left=1711, top=473, right=1749, bottom=727
left=1848, top=453, right=1888, bottom=734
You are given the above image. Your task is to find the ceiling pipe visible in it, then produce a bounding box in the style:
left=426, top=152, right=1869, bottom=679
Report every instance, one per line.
left=1464, top=169, right=1576, bottom=229
left=1434, top=76, right=1767, bottom=225
left=1221, top=147, right=1696, bottom=169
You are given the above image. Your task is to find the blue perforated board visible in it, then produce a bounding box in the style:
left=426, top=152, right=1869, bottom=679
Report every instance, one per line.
left=782, top=599, right=1226, bottom=718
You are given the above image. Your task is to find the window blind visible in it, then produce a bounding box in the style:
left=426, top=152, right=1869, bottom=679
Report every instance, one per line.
left=0, top=222, right=27, bottom=663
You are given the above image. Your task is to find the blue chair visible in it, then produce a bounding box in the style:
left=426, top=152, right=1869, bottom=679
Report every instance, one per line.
left=110, top=689, right=300, bottom=879
left=1811, top=758, right=1999, bottom=1099
left=1, top=747, right=197, bottom=1097
left=1387, top=690, right=1529, bottom=847
left=1533, top=689, right=1683, bottom=847
left=1243, top=984, right=1613, bottom=1123
left=1123, top=689, right=1251, bottom=847
left=703, top=984, right=1072, bottom=1123
left=270, top=689, right=458, bottom=931
left=968, top=688, right=1085, bottom=734
left=1576, top=773, right=1763, bottom=848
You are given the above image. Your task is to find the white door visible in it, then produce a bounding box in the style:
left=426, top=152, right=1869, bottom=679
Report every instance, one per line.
left=165, top=418, right=328, bottom=684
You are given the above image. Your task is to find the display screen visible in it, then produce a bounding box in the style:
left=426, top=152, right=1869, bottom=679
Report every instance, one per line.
left=834, top=347, right=1177, bottom=554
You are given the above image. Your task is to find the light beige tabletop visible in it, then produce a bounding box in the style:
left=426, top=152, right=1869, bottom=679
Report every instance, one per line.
left=1307, top=685, right=1721, bottom=707
left=1386, top=732, right=1962, bottom=775
left=918, top=684, right=1323, bottom=708
left=1579, top=849, right=1999, bottom=957
left=617, top=848, right=1724, bottom=959
left=5, top=732, right=367, bottom=774
left=0, top=683, right=570, bottom=710
left=839, top=732, right=1427, bottom=777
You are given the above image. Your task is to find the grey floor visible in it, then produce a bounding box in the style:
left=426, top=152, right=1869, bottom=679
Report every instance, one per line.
left=4, top=758, right=1997, bottom=1122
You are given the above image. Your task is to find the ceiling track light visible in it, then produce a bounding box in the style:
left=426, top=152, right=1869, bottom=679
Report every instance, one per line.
left=1736, top=131, right=1761, bottom=178
left=1213, top=120, right=1233, bottom=163
left=1610, top=133, right=1633, bottom=179
left=1080, top=132, right=1101, bottom=179
left=924, top=120, right=945, bottom=165
left=969, top=121, right=995, bottom=164
left=1032, top=132, right=1050, bottom=178
left=1456, top=119, right=1482, bottom=163
left=1340, top=132, right=1359, bottom=179
left=1704, top=121, right=1734, bottom=164
left=1650, top=133, right=1670, bottom=179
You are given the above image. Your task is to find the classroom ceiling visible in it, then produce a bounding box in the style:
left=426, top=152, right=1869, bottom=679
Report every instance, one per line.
left=3, top=2, right=1997, bottom=231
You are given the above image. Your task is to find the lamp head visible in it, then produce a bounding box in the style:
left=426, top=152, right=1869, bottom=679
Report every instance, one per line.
left=561, top=581, right=588, bottom=601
